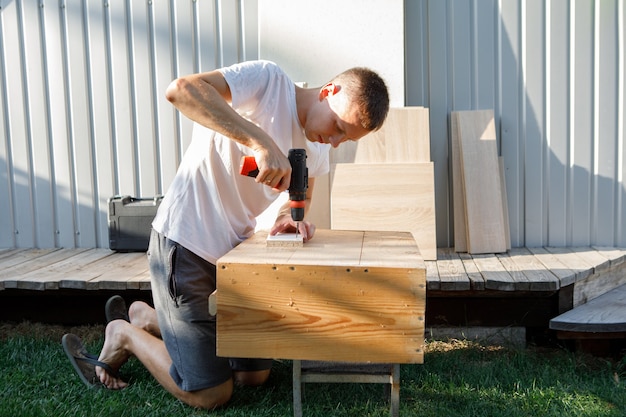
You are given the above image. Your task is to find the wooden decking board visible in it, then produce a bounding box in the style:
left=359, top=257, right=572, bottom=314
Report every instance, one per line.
left=592, top=246, right=626, bottom=267
left=495, top=252, right=531, bottom=291
left=0, top=246, right=624, bottom=296
left=544, top=247, right=594, bottom=282
left=15, top=249, right=116, bottom=291
left=550, top=284, right=626, bottom=332
left=436, top=248, right=471, bottom=291
left=526, top=247, right=576, bottom=286
left=0, top=249, right=150, bottom=291
left=505, top=248, right=560, bottom=291
left=457, top=252, right=485, bottom=290
left=569, top=247, right=611, bottom=273
left=424, top=260, right=440, bottom=290
left=59, top=252, right=149, bottom=290
left=0, top=248, right=25, bottom=262
left=470, top=254, right=516, bottom=291
left=0, top=248, right=57, bottom=270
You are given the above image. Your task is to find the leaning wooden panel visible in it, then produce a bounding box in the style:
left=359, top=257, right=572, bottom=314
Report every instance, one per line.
left=450, top=112, right=467, bottom=252
left=330, top=107, right=431, bottom=164
left=216, top=229, right=425, bottom=364
left=330, top=162, right=436, bottom=260
left=457, top=110, right=507, bottom=254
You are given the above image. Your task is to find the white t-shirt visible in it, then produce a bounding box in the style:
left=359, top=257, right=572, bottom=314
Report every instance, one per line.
left=152, top=60, right=330, bottom=264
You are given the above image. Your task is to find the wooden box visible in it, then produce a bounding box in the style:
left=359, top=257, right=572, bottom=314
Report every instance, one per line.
left=215, top=229, right=425, bottom=364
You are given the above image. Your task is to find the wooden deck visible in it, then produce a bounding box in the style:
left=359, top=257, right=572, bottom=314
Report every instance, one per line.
left=426, top=247, right=626, bottom=305
left=1, top=246, right=625, bottom=296
left=0, top=248, right=150, bottom=291
left=1, top=245, right=625, bottom=333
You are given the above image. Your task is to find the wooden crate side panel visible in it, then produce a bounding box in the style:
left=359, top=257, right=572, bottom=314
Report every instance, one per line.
left=216, top=263, right=425, bottom=363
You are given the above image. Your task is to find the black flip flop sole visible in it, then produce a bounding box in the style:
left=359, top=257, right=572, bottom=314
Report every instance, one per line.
left=62, top=333, right=120, bottom=389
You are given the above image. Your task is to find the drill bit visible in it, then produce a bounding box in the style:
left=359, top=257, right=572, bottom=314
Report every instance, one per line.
left=295, top=222, right=299, bottom=239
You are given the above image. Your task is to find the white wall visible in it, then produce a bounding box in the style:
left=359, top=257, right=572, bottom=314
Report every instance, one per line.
left=258, top=0, right=405, bottom=106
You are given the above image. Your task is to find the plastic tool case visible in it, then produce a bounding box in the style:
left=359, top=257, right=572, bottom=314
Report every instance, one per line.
left=108, top=195, right=163, bottom=252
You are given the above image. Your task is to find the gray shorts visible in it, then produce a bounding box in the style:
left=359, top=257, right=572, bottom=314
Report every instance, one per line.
left=148, top=230, right=273, bottom=391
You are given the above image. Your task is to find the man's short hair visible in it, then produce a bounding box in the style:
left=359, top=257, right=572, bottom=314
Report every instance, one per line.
left=333, top=68, right=390, bottom=132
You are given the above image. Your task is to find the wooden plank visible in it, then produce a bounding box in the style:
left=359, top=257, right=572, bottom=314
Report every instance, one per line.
left=470, top=254, right=515, bottom=291
left=526, top=247, right=576, bottom=287
left=281, top=230, right=366, bottom=267
left=592, top=246, right=626, bottom=267
left=457, top=252, right=485, bottom=290
left=361, top=230, right=424, bottom=269
left=550, top=283, right=626, bottom=332
left=216, top=230, right=425, bottom=363
left=499, top=157, right=511, bottom=250
left=330, top=162, right=437, bottom=260
left=84, top=252, right=149, bottom=290
left=13, top=249, right=115, bottom=290
left=544, top=247, right=594, bottom=283
left=456, top=110, right=507, bottom=254
left=0, top=249, right=63, bottom=289
left=573, top=261, right=626, bottom=307
left=568, top=247, right=610, bottom=273
left=505, top=247, right=560, bottom=291
left=384, top=107, right=430, bottom=162
left=331, top=107, right=431, bottom=164
left=450, top=112, right=467, bottom=252
left=436, top=248, right=470, bottom=291
left=0, top=248, right=57, bottom=270
left=219, top=230, right=297, bottom=265
left=495, top=252, right=531, bottom=291
left=0, top=248, right=24, bottom=262
left=424, top=260, right=440, bottom=290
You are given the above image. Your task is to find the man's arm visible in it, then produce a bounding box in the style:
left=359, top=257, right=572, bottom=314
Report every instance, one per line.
left=270, top=178, right=317, bottom=242
left=165, top=70, right=291, bottom=191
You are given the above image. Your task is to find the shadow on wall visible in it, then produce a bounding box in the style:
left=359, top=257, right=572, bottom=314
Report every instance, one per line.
left=403, top=1, right=625, bottom=248
left=0, top=156, right=111, bottom=249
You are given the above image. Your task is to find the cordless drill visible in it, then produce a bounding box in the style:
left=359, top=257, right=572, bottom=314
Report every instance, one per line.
left=239, top=148, right=308, bottom=233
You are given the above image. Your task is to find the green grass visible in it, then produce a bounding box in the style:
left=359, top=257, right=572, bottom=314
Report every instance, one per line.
left=0, top=323, right=625, bottom=417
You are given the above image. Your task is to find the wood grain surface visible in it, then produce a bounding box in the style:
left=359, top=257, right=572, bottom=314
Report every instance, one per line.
left=216, top=229, right=425, bottom=363
left=329, top=162, right=436, bottom=260
left=456, top=110, right=507, bottom=254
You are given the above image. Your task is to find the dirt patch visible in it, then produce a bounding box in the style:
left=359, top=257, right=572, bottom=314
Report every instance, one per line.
left=0, top=321, right=105, bottom=344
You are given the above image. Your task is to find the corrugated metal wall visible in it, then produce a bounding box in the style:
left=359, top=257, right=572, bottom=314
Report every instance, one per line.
left=0, top=0, right=257, bottom=248
left=406, top=0, right=625, bottom=248
left=1, top=0, right=625, bottom=250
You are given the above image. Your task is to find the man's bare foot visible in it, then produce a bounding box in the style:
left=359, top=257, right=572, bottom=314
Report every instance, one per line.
left=95, top=320, right=132, bottom=389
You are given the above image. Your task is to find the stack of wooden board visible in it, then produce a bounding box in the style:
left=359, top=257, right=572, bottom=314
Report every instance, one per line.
left=309, top=107, right=437, bottom=260
left=451, top=110, right=510, bottom=254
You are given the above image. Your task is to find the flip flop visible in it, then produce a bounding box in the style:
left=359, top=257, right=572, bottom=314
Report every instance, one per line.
left=105, top=295, right=130, bottom=323
left=62, top=333, right=121, bottom=388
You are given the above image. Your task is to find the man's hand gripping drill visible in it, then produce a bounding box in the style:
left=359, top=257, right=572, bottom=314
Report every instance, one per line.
left=240, top=149, right=308, bottom=238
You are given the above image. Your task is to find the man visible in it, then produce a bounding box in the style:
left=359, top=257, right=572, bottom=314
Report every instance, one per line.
left=63, top=60, right=389, bottom=409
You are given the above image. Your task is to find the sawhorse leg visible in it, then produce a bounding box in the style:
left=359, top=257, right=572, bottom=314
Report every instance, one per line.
left=292, top=360, right=400, bottom=417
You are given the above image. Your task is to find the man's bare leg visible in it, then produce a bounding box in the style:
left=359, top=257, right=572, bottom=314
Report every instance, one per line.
left=233, top=369, right=271, bottom=386
left=96, top=320, right=233, bottom=409
left=128, top=301, right=161, bottom=337
left=126, top=301, right=271, bottom=388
